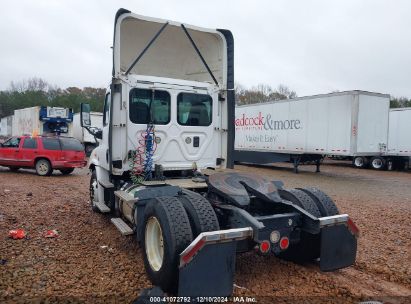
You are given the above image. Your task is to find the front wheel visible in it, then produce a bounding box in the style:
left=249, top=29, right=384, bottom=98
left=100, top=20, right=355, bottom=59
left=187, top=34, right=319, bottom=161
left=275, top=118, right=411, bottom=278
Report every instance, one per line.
left=142, top=197, right=193, bottom=293
left=89, top=170, right=100, bottom=212
left=85, top=144, right=95, bottom=156
left=60, top=168, right=74, bottom=175
left=35, top=159, right=52, bottom=176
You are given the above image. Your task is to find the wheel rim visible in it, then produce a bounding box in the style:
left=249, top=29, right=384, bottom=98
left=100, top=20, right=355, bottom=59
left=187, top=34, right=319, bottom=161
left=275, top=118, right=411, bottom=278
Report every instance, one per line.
left=90, top=175, right=98, bottom=205
left=372, top=158, right=382, bottom=169
left=145, top=216, right=164, bottom=271
left=86, top=145, right=94, bottom=153
left=354, top=157, right=364, bottom=167
left=37, top=161, right=48, bottom=175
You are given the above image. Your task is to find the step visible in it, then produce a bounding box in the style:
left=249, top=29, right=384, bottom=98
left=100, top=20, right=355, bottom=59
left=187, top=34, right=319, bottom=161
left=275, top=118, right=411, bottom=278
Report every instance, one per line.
left=94, top=201, right=111, bottom=213
left=111, top=218, right=134, bottom=236
left=99, top=180, right=114, bottom=189
left=114, top=190, right=138, bottom=204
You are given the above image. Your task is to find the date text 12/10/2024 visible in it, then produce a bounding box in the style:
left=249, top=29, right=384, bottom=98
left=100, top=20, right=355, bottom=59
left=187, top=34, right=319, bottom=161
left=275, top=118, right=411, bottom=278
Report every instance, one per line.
left=148, top=296, right=257, bottom=303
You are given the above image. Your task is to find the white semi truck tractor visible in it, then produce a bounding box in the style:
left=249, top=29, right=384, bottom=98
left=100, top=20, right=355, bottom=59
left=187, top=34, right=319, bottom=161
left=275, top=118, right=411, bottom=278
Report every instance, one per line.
left=80, top=9, right=359, bottom=297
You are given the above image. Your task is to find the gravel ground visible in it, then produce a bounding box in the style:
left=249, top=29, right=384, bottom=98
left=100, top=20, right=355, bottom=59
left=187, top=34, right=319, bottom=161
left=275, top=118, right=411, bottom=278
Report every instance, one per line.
left=0, top=161, right=410, bottom=303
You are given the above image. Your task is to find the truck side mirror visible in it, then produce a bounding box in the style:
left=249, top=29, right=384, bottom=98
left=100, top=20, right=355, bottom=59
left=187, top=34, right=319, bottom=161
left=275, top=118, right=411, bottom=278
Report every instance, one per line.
left=80, top=103, right=91, bottom=127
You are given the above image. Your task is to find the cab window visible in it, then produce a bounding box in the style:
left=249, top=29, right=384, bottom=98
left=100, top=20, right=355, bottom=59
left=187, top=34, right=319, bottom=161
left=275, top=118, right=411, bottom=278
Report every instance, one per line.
left=177, top=93, right=212, bottom=126
left=129, top=89, right=170, bottom=125
left=22, top=138, right=37, bottom=149
left=2, top=137, right=21, bottom=148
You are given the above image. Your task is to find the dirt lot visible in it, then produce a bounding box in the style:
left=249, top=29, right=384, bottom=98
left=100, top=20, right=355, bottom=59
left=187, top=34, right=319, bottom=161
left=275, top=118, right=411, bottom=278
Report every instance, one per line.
left=0, top=161, right=410, bottom=303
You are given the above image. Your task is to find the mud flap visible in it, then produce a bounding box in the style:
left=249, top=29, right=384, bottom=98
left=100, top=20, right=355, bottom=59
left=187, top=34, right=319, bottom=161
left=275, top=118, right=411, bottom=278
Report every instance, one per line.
left=178, top=228, right=252, bottom=297
left=320, top=223, right=357, bottom=271
left=178, top=241, right=237, bottom=297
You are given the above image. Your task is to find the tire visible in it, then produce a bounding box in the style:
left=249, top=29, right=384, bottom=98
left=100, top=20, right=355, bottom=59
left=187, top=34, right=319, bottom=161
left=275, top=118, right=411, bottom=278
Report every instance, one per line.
left=85, top=144, right=95, bottom=157
left=133, top=287, right=165, bottom=303
left=297, top=187, right=339, bottom=217
left=387, top=159, right=394, bottom=171
left=89, top=170, right=100, bottom=212
left=278, top=189, right=321, bottom=262
left=278, top=188, right=321, bottom=218
left=178, top=189, right=220, bottom=237
left=35, top=159, right=52, bottom=176
left=370, top=156, right=386, bottom=170
left=8, top=166, right=20, bottom=172
left=352, top=156, right=368, bottom=169
left=60, top=168, right=75, bottom=175
left=142, top=197, right=193, bottom=293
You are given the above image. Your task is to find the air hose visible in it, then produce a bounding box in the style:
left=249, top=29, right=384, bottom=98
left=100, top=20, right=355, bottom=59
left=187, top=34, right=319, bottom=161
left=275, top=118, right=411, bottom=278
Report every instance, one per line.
left=129, top=123, right=157, bottom=184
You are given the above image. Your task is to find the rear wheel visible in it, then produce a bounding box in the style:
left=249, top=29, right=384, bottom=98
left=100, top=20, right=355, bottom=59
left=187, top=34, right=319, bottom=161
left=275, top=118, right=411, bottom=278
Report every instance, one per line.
left=278, top=188, right=321, bottom=263
left=370, top=156, right=386, bottom=170
left=142, top=197, right=193, bottom=293
left=278, top=188, right=321, bottom=218
left=352, top=156, right=368, bottom=169
left=35, top=159, right=52, bottom=176
left=178, top=189, right=220, bottom=237
left=60, top=168, right=75, bottom=175
left=297, top=187, right=339, bottom=217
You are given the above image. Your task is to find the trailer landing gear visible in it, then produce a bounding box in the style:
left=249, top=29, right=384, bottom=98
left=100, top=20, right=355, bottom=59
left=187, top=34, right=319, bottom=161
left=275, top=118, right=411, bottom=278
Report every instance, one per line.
left=292, top=155, right=323, bottom=173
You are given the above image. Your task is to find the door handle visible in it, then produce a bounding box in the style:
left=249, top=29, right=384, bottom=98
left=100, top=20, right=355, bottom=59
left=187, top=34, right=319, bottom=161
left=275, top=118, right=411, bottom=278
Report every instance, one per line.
left=14, top=150, right=19, bottom=152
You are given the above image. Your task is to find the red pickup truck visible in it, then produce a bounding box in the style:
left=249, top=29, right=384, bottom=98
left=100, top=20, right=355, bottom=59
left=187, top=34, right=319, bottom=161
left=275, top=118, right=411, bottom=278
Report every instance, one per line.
left=0, top=136, right=87, bottom=176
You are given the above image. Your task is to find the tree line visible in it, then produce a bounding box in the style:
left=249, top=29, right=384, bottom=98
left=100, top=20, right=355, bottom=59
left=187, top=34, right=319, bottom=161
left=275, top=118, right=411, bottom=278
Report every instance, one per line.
left=0, top=78, right=105, bottom=118
left=390, top=97, right=411, bottom=108
left=0, top=78, right=409, bottom=118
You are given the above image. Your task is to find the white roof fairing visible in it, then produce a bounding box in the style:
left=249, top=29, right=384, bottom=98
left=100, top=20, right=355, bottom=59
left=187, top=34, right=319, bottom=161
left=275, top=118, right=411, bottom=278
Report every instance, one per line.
left=113, top=12, right=227, bottom=88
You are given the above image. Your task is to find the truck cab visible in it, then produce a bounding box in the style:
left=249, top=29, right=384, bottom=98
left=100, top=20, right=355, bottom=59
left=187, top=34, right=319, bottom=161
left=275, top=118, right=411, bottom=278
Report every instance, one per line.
left=85, top=10, right=234, bottom=183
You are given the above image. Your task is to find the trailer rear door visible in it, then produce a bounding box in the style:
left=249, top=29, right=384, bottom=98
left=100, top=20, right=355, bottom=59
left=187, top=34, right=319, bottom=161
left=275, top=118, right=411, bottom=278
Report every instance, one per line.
left=356, top=94, right=389, bottom=155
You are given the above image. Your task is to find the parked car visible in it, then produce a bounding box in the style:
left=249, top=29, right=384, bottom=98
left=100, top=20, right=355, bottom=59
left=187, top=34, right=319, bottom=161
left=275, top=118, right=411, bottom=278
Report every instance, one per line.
left=0, top=135, right=86, bottom=176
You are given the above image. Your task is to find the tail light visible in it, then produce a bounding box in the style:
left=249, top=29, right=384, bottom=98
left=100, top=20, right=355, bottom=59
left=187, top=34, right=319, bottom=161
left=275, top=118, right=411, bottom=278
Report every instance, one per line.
left=279, top=237, right=289, bottom=250
left=259, top=240, right=270, bottom=253
left=347, top=218, right=360, bottom=237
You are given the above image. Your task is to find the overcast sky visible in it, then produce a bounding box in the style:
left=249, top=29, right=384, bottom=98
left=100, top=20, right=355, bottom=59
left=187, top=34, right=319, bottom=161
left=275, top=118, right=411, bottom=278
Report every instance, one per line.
left=1, top=0, right=410, bottom=97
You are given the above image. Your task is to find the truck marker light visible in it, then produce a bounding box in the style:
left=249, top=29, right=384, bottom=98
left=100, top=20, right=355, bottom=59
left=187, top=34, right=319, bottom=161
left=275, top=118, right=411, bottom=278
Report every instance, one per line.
left=259, top=241, right=270, bottom=253
left=181, top=239, right=206, bottom=264
left=279, top=237, right=289, bottom=250
left=270, top=231, right=280, bottom=243
left=180, top=228, right=253, bottom=267
left=347, top=218, right=360, bottom=237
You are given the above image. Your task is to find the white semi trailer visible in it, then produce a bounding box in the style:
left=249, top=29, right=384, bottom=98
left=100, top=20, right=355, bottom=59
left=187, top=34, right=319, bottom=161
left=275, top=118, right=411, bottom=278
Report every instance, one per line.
left=72, top=112, right=102, bottom=155
left=0, top=115, right=13, bottom=138
left=235, top=91, right=390, bottom=172
left=386, top=107, right=411, bottom=170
